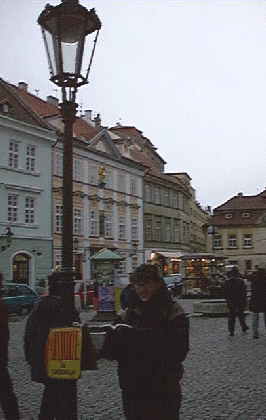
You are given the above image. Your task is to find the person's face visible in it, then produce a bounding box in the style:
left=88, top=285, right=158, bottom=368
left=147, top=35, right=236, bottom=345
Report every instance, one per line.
left=133, top=278, right=161, bottom=302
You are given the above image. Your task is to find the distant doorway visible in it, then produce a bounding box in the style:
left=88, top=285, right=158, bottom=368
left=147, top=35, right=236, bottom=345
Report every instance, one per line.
left=13, top=253, right=29, bottom=284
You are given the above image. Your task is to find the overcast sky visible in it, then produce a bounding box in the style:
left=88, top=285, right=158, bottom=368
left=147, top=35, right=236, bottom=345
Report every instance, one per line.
left=1, top=0, right=266, bottom=210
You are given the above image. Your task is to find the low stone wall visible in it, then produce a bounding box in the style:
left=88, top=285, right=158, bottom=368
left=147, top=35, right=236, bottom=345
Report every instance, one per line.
left=193, top=299, right=229, bottom=316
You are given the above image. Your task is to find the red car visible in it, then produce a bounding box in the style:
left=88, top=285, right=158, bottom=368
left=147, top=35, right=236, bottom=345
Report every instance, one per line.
left=74, top=281, right=94, bottom=307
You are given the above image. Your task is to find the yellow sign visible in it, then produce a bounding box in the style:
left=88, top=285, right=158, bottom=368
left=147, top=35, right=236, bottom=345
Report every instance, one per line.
left=46, top=327, right=82, bottom=380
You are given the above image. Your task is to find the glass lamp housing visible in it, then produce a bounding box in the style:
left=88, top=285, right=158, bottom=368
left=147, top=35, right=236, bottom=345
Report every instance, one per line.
left=38, top=0, right=101, bottom=88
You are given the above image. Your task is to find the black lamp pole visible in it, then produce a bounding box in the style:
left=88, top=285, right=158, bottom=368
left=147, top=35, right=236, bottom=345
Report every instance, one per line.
left=60, top=100, right=77, bottom=326
left=38, top=1, right=101, bottom=418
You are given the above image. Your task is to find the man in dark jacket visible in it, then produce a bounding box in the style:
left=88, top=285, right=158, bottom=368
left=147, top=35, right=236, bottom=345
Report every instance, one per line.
left=100, top=264, right=189, bottom=420
left=224, top=266, right=249, bottom=337
left=0, top=273, right=20, bottom=420
left=24, top=272, right=80, bottom=419
left=249, top=268, right=266, bottom=339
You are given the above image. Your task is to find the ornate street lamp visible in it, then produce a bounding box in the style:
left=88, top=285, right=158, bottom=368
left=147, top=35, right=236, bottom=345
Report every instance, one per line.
left=38, top=0, right=101, bottom=93
left=38, top=2, right=101, bottom=419
left=0, top=225, right=14, bottom=252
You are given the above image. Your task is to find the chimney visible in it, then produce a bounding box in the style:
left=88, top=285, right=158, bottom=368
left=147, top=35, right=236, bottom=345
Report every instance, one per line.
left=94, top=113, right=101, bottom=130
left=84, top=109, right=92, bottom=121
left=18, top=81, right=28, bottom=92
left=238, top=192, right=243, bottom=197
left=46, top=95, right=59, bottom=107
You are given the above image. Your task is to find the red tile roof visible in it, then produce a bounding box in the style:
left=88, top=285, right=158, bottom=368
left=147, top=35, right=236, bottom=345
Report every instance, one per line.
left=10, top=84, right=59, bottom=118
left=215, top=190, right=266, bottom=211
left=73, top=117, right=98, bottom=142
left=7, top=81, right=98, bottom=142
left=209, top=190, right=266, bottom=227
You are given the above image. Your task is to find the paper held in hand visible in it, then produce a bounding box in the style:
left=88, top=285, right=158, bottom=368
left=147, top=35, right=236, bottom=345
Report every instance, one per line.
left=45, top=327, right=82, bottom=380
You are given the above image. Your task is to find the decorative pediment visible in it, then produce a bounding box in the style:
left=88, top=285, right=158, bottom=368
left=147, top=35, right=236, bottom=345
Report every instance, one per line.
left=88, top=194, right=101, bottom=202
left=103, top=197, right=116, bottom=205
left=73, top=190, right=85, bottom=199
left=117, top=200, right=128, bottom=208
left=130, top=203, right=140, bottom=209
left=88, top=129, right=122, bottom=160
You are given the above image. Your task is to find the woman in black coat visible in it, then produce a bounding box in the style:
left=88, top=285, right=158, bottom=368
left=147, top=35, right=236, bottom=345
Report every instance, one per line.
left=249, top=268, right=266, bottom=339
left=100, top=264, right=189, bottom=420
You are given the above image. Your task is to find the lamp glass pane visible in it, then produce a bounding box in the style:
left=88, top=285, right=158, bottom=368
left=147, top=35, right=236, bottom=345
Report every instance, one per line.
left=42, top=28, right=58, bottom=77
left=61, top=40, right=79, bottom=74
left=59, top=15, right=86, bottom=75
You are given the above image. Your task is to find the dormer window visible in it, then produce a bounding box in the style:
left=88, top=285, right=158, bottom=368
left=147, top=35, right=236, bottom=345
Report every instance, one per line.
left=0, top=99, right=10, bottom=114
left=225, top=213, right=232, bottom=219
left=242, top=213, right=250, bottom=218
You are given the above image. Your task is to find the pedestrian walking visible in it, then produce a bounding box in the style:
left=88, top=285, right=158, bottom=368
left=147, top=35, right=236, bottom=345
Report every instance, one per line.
left=0, top=273, right=20, bottom=420
left=24, top=272, right=80, bottom=420
left=224, top=266, right=249, bottom=337
left=249, top=267, right=266, bottom=339
left=99, top=263, right=189, bottom=420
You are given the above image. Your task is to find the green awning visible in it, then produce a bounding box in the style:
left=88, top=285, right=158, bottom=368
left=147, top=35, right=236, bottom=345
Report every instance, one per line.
left=90, top=248, right=125, bottom=261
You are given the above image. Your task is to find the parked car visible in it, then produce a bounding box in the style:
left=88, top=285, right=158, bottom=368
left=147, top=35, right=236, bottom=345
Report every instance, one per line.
left=163, top=275, right=183, bottom=296
left=2, top=283, right=39, bottom=315
left=74, top=281, right=94, bottom=307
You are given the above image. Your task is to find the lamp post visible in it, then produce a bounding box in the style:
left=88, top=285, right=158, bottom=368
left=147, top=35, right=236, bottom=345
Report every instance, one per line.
left=38, top=1, right=101, bottom=418
left=208, top=225, right=217, bottom=254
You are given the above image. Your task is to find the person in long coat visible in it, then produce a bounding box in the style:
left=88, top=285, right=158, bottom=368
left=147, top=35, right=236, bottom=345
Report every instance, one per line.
left=100, top=264, right=189, bottom=420
left=0, top=274, right=20, bottom=420
left=249, top=268, right=266, bottom=339
left=24, top=272, right=80, bottom=420
left=224, top=266, right=249, bottom=337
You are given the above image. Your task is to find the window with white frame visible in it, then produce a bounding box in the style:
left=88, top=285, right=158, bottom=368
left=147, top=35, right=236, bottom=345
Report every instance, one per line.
left=105, top=168, right=113, bottom=189
left=131, top=218, right=138, bottom=240
left=55, top=205, right=63, bottom=232
left=9, top=141, right=19, bottom=168
left=173, top=192, right=179, bottom=209
left=164, top=190, right=170, bottom=207
left=229, top=235, right=237, bottom=248
left=145, top=217, right=152, bottom=241
left=8, top=194, right=18, bottom=222
left=131, top=177, right=137, bottom=196
left=105, top=213, right=113, bottom=238
left=214, top=235, right=222, bottom=248
left=74, top=159, right=82, bottom=181
left=156, top=220, right=162, bottom=241
left=174, top=221, right=180, bottom=242
left=26, top=146, right=36, bottom=172
left=90, top=165, right=98, bottom=185
left=25, top=197, right=35, bottom=224
left=74, top=208, right=82, bottom=235
left=55, top=153, right=63, bottom=176
left=165, top=220, right=171, bottom=242
left=117, top=254, right=126, bottom=275
left=155, top=188, right=160, bottom=204
left=118, top=173, right=126, bottom=192
left=119, top=216, right=126, bottom=239
left=90, top=210, right=98, bottom=236
left=244, top=234, right=252, bottom=248
left=145, top=184, right=151, bottom=202
left=132, top=255, right=138, bottom=271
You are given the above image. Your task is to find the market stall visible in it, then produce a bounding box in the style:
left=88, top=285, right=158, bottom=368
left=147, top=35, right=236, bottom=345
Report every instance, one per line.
left=90, top=248, right=124, bottom=319
left=181, top=253, right=226, bottom=297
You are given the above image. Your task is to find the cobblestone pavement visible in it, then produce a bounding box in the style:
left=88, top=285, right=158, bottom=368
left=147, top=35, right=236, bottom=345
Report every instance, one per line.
left=1, top=299, right=266, bottom=420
